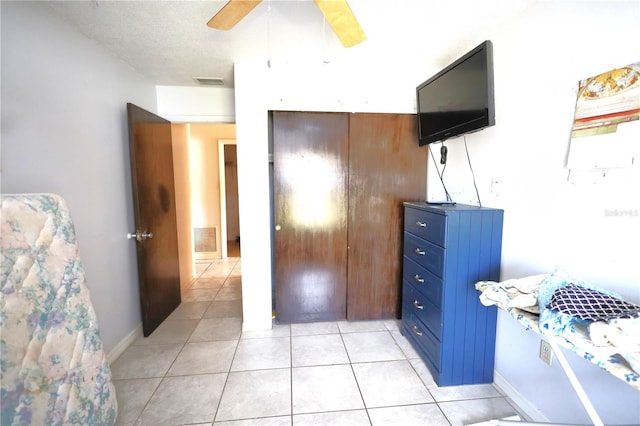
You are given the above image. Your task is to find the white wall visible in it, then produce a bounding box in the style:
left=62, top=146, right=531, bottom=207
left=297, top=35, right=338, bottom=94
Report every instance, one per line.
left=234, top=1, right=640, bottom=424
left=476, top=2, right=640, bottom=424
left=157, top=86, right=235, bottom=123
left=234, top=58, right=438, bottom=333
left=1, top=2, right=157, bottom=355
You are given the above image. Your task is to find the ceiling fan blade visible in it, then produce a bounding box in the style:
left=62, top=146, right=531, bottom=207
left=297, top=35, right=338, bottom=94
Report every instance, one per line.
left=207, top=0, right=262, bottom=30
left=313, top=0, right=366, bottom=48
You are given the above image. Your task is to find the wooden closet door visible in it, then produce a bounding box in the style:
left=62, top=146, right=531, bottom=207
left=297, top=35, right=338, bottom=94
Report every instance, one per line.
left=273, top=111, right=349, bottom=323
left=347, top=113, right=427, bottom=320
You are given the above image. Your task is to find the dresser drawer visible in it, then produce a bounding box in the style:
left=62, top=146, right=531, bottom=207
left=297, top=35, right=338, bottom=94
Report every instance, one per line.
left=402, top=257, right=442, bottom=308
left=404, top=207, right=446, bottom=247
left=402, top=313, right=441, bottom=370
left=403, top=232, right=445, bottom=278
left=403, top=280, right=442, bottom=339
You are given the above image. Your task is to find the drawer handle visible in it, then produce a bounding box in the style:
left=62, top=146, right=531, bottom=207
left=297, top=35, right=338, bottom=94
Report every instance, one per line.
left=413, top=300, right=424, bottom=310
left=414, top=248, right=426, bottom=256
left=412, top=325, right=423, bottom=336
left=415, top=221, right=427, bottom=228
left=413, top=274, right=425, bottom=283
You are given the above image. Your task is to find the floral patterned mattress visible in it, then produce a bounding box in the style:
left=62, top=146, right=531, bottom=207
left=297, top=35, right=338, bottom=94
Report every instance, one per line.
left=1, top=194, right=117, bottom=425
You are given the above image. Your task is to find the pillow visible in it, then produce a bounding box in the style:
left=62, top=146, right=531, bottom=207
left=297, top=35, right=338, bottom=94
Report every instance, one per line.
left=548, top=283, right=640, bottom=321
left=538, top=268, right=618, bottom=336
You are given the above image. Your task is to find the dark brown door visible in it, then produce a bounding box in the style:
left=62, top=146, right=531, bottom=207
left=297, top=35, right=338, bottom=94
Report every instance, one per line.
left=273, top=111, right=349, bottom=323
left=127, top=103, right=181, bottom=336
left=346, top=113, right=427, bottom=320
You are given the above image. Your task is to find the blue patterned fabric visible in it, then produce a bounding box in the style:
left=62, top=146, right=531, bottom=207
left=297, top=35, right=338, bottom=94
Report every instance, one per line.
left=1, top=194, right=117, bottom=425
left=549, top=283, right=640, bottom=321
left=537, top=268, right=622, bottom=337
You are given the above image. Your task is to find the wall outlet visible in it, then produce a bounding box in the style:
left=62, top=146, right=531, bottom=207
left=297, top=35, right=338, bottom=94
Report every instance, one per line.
left=539, top=339, right=553, bottom=366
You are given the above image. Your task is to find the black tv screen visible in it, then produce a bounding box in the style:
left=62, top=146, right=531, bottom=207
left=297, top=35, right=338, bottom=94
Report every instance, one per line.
left=417, top=40, right=495, bottom=145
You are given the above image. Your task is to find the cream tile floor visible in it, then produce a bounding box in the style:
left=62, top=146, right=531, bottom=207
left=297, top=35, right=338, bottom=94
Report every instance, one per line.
left=111, top=257, right=526, bottom=426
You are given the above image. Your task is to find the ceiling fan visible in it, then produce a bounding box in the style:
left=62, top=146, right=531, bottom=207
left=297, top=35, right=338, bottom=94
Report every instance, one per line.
left=207, top=0, right=366, bottom=48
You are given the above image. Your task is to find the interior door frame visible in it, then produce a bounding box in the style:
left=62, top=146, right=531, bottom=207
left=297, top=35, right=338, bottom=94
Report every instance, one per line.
left=218, top=138, right=237, bottom=259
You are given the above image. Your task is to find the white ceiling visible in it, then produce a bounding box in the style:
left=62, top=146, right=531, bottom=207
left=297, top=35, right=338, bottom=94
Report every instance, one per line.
left=46, top=0, right=536, bottom=88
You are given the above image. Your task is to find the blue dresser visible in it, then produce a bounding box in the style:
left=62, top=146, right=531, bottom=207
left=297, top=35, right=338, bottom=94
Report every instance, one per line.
left=401, top=202, right=504, bottom=386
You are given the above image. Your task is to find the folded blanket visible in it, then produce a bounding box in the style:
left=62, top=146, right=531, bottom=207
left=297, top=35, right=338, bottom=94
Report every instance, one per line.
left=476, top=274, right=546, bottom=313
left=537, top=269, right=640, bottom=373
left=537, top=269, right=631, bottom=343
left=476, top=269, right=640, bottom=374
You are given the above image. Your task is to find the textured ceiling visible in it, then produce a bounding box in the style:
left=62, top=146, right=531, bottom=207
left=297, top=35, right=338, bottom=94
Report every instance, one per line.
left=47, top=0, right=536, bottom=88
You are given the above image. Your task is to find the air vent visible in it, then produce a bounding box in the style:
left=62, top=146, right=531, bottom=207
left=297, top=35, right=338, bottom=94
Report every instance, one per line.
left=194, top=227, right=217, bottom=252
left=193, top=77, right=225, bottom=86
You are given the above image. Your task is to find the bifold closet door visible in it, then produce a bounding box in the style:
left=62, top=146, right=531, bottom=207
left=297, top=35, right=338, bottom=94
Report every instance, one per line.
left=347, top=113, right=427, bottom=320
left=272, top=111, right=349, bottom=323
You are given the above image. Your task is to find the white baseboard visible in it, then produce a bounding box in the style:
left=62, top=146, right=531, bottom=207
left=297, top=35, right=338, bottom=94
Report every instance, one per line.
left=106, top=323, right=143, bottom=365
left=494, top=370, right=550, bottom=423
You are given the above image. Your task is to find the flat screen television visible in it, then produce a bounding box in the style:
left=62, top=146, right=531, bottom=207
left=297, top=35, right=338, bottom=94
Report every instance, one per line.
left=417, top=40, right=495, bottom=146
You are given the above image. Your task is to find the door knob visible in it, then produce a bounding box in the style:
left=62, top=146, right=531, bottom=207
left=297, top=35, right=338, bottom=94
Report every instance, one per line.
left=275, top=225, right=281, bottom=231
left=127, top=231, right=153, bottom=241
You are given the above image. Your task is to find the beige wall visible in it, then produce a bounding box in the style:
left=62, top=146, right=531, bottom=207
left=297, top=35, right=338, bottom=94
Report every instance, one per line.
left=188, top=123, right=236, bottom=258
left=171, top=124, right=194, bottom=288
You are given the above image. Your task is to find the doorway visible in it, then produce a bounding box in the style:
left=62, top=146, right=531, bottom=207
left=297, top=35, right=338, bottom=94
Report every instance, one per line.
left=171, top=123, right=239, bottom=288
left=219, top=139, right=240, bottom=259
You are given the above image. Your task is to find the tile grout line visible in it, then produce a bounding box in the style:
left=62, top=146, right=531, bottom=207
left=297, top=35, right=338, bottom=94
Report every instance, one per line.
left=207, top=257, right=241, bottom=425
left=289, top=320, right=294, bottom=424
left=339, top=323, right=374, bottom=425
left=134, top=258, right=241, bottom=425
left=134, top=259, right=216, bottom=426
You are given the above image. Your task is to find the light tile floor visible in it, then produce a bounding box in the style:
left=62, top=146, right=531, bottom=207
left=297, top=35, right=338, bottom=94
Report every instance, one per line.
left=111, top=257, right=527, bottom=425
